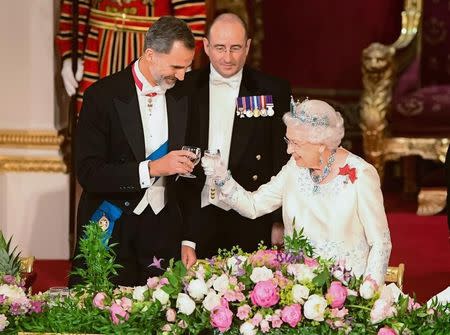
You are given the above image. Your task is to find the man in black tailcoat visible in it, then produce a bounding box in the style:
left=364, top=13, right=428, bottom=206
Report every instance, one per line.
left=72, top=16, right=197, bottom=286
left=177, top=13, right=291, bottom=258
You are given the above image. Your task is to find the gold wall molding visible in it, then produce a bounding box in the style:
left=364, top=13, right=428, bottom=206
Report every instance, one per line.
left=0, top=130, right=64, bottom=149
left=0, top=129, right=67, bottom=173
left=0, top=156, right=67, bottom=173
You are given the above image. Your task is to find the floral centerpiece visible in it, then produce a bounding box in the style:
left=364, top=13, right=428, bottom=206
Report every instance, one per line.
left=0, top=232, right=45, bottom=333
left=2, top=224, right=449, bottom=334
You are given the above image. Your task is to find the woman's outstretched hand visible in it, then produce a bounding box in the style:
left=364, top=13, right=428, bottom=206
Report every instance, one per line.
left=201, top=156, right=228, bottom=182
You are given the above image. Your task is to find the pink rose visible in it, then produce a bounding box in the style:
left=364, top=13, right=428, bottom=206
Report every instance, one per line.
left=281, top=304, right=302, bottom=327
left=30, top=300, right=45, bottom=313
left=166, top=308, right=177, bottom=322
left=120, top=297, right=132, bottom=312
left=274, top=271, right=289, bottom=288
left=110, top=302, right=129, bottom=325
left=304, top=256, right=319, bottom=268
left=330, top=307, right=348, bottom=319
left=237, top=304, right=251, bottom=320
left=260, top=319, right=270, bottom=333
left=147, top=276, right=159, bottom=289
left=270, top=314, right=283, bottom=328
left=326, top=281, right=347, bottom=309
left=378, top=326, right=397, bottom=335
left=408, top=298, right=420, bottom=311
left=2, top=275, right=16, bottom=285
left=251, top=312, right=263, bottom=326
left=159, top=278, right=169, bottom=286
left=210, top=305, right=233, bottom=332
left=250, top=280, right=280, bottom=307
left=93, top=292, right=106, bottom=310
left=249, top=250, right=280, bottom=268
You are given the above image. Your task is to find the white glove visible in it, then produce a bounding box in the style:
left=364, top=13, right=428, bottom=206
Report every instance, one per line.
left=201, top=156, right=228, bottom=181
left=61, top=59, right=84, bottom=96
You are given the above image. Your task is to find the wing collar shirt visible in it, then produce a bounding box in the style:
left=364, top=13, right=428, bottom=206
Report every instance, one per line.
left=132, top=60, right=195, bottom=249
left=201, top=64, right=242, bottom=209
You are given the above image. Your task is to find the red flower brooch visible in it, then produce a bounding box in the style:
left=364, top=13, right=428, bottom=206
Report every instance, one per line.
left=338, top=164, right=357, bottom=183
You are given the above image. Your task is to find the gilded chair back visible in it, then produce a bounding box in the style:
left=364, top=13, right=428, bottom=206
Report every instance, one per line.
left=385, top=263, right=405, bottom=291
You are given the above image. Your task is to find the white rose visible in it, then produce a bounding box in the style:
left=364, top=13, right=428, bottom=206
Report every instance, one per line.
left=240, top=321, right=257, bottom=335
left=303, top=294, right=327, bottom=321
left=250, top=266, right=274, bottom=283
left=213, top=274, right=230, bottom=293
left=206, top=275, right=216, bottom=288
left=202, top=289, right=221, bottom=311
left=161, top=323, right=172, bottom=333
left=292, top=284, right=310, bottom=303
left=152, top=288, right=170, bottom=306
left=195, top=264, right=206, bottom=280
left=176, top=293, right=196, bottom=315
left=288, top=264, right=315, bottom=283
left=0, top=284, right=26, bottom=301
left=0, top=314, right=9, bottom=332
left=132, top=285, right=148, bottom=301
left=359, top=280, right=377, bottom=300
left=187, top=278, right=208, bottom=300
left=227, top=255, right=248, bottom=275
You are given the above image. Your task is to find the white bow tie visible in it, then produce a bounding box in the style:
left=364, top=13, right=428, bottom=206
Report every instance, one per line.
left=210, top=75, right=240, bottom=89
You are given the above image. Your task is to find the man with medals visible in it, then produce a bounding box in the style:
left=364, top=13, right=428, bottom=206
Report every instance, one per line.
left=72, top=17, right=197, bottom=287
left=175, top=13, right=291, bottom=258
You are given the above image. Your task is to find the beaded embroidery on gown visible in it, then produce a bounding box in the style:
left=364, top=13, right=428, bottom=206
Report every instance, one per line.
left=219, top=153, right=392, bottom=285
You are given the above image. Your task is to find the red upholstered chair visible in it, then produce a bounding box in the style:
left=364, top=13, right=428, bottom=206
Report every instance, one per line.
left=360, top=0, right=449, bottom=214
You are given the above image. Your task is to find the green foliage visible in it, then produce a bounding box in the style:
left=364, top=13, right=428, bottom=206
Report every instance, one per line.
left=162, top=259, right=187, bottom=298
left=284, top=225, right=314, bottom=257
left=0, top=231, right=21, bottom=276
left=70, top=221, right=121, bottom=295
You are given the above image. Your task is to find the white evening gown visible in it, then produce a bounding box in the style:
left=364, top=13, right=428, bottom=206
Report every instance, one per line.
left=219, top=153, right=392, bottom=285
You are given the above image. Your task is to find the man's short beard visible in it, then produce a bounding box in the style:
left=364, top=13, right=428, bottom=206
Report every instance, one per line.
left=157, top=77, right=176, bottom=90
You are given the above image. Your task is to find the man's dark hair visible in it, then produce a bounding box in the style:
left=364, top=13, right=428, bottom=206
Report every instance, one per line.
left=145, top=16, right=195, bottom=53
left=206, top=12, right=249, bottom=40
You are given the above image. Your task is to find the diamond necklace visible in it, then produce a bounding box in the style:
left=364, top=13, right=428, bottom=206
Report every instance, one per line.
left=309, top=149, right=337, bottom=194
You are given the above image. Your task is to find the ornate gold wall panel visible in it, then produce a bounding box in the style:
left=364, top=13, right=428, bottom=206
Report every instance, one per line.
left=0, top=130, right=67, bottom=173
left=0, top=156, right=67, bottom=173
left=0, top=130, right=64, bottom=149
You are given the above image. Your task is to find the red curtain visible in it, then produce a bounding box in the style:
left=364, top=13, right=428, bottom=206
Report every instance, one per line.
left=261, top=0, right=403, bottom=91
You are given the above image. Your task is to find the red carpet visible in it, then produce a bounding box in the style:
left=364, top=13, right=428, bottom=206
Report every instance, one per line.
left=32, top=211, right=449, bottom=303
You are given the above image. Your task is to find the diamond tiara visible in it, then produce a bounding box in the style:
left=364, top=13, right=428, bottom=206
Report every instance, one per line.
left=290, top=96, right=330, bottom=127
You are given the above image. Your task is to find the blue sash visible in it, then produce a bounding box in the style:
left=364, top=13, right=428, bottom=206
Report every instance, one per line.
left=89, top=141, right=168, bottom=245
left=90, top=200, right=123, bottom=246
left=147, top=140, right=169, bottom=160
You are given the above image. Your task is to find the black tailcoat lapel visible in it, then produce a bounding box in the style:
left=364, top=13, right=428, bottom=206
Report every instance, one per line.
left=229, top=68, right=256, bottom=170
left=114, top=66, right=146, bottom=161
left=166, top=92, right=189, bottom=151
left=195, top=69, right=211, bottom=151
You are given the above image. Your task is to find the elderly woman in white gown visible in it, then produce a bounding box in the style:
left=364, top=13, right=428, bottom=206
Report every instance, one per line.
left=202, top=99, right=392, bottom=285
